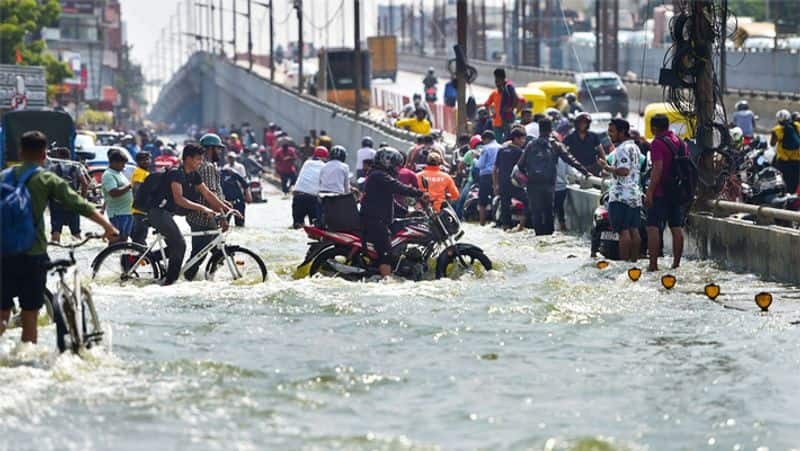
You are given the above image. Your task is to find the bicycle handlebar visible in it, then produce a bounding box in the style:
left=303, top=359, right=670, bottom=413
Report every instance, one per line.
left=49, top=233, right=104, bottom=249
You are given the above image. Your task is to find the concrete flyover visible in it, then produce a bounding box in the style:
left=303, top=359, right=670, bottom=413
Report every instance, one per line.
left=150, top=52, right=800, bottom=285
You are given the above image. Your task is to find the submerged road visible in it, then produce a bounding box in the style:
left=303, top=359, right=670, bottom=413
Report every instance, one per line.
left=2, top=182, right=799, bottom=450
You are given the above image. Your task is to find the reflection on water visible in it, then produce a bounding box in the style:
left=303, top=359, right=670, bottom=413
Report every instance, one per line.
left=1, top=189, right=799, bottom=450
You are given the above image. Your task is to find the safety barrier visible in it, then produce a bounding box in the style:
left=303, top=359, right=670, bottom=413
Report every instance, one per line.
left=371, top=86, right=408, bottom=114
left=428, top=102, right=457, bottom=135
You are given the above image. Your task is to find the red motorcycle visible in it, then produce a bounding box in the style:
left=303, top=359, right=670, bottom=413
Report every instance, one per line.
left=298, top=201, right=491, bottom=281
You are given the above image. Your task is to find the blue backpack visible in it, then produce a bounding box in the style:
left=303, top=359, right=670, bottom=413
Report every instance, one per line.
left=1, top=166, right=41, bottom=255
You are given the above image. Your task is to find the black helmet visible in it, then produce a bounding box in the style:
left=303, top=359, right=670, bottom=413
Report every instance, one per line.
left=566, top=93, right=577, bottom=103
left=374, top=147, right=403, bottom=171
left=330, top=145, right=347, bottom=162
left=361, top=136, right=374, bottom=148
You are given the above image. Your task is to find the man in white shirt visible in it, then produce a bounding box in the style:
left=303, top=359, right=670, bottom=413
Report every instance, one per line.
left=320, top=145, right=351, bottom=194
left=598, top=118, right=642, bottom=262
left=292, top=147, right=328, bottom=228
left=355, top=137, right=375, bottom=178
left=223, top=152, right=247, bottom=178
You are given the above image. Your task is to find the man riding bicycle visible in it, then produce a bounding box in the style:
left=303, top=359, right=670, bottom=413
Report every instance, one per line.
left=146, top=143, right=232, bottom=286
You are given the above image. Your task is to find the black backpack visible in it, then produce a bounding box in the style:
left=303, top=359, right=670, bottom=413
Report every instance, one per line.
left=659, top=137, right=697, bottom=206
left=522, top=138, right=557, bottom=185
left=132, top=171, right=168, bottom=212
left=781, top=123, right=800, bottom=151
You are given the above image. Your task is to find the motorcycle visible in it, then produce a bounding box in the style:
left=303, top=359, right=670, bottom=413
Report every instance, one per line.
left=590, top=192, right=649, bottom=260
left=462, top=183, right=481, bottom=222
left=425, top=86, right=438, bottom=103
left=492, top=195, right=527, bottom=227
left=298, top=187, right=492, bottom=281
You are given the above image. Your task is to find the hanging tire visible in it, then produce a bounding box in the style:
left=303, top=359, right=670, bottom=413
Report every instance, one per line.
left=435, top=244, right=492, bottom=279
left=205, top=246, right=267, bottom=283
left=91, top=242, right=161, bottom=284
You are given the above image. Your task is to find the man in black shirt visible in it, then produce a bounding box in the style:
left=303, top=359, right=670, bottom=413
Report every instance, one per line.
left=493, top=126, right=528, bottom=229
left=147, top=144, right=232, bottom=286
left=361, top=147, right=429, bottom=277
left=563, top=112, right=604, bottom=175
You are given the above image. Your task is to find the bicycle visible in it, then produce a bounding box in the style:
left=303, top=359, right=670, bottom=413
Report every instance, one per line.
left=90, top=211, right=267, bottom=284
left=48, top=234, right=105, bottom=354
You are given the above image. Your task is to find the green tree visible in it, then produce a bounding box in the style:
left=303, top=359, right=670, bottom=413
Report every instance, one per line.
left=1, top=0, right=72, bottom=96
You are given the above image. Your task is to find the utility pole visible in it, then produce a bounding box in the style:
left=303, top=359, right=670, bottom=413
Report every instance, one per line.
left=501, top=2, right=506, bottom=59
left=295, top=0, right=303, bottom=93
left=511, top=0, right=519, bottom=67
left=209, top=2, right=215, bottom=54
left=410, top=5, right=415, bottom=53
left=354, top=0, right=362, bottom=116
left=401, top=4, right=407, bottom=52
left=232, top=0, right=237, bottom=61
left=419, top=0, right=424, bottom=56
left=177, top=3, right=183, bottom=66
left=247, top=0, right=253, bottom=70
left=269, top=0, right=274, bottom=80
left=388, top=0, right=394, bottom=36
left=693, top=0, right=715, bottom=148
left=219, top=0, right=224, bottom=56
left=720, top=0, right=727, bottom=92
left=456, top=0, right=467, bottom=135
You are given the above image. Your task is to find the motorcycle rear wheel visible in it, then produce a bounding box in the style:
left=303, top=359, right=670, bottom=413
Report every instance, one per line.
left=309, top=247, right=369, bottom=281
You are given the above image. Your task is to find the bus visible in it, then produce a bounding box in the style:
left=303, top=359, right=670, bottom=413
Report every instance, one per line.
left=316, top=48, right=371, bottom=112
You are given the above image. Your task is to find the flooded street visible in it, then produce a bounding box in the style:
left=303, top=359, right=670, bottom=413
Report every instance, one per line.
left=2, top=186, right=799, bottom=451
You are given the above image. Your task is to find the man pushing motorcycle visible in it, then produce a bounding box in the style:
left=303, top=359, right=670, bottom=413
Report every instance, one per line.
left=361, top=147, right=431, bottom=277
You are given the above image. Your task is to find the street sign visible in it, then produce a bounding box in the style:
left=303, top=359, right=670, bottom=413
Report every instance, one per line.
left=0, top=65, right=47, bottom=110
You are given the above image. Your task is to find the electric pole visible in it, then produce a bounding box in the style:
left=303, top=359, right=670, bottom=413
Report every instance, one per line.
left=219, top=0, right=224, bottom=56
left=354, top=0, right=362, bottom=116
left=269, top=0, right=274, bottom=80
left=232, top=0, right=237, bottom=61
left=295, top=0, right=303, bottom=93
left=177, top=4, right=183, bottom=66
left=248, top=0, right=253, bottom=70
left=456, top=0, right=467, bottom=135
left=419, top=0, right=424, bottom=56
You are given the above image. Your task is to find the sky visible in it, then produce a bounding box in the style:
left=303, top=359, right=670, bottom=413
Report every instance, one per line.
left=121, top=0, right=380, bottom=77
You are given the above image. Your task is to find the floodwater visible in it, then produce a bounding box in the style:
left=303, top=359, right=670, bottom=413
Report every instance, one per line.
left=2, top=187, right=799, bottom=451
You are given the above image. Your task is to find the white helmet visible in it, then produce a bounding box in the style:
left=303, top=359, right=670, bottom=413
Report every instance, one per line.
left=776, top=109, right=792, bottom=123
left=730, top=126, right=743, bottom=141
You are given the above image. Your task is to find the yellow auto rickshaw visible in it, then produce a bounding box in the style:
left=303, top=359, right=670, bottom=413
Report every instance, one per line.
left=516, top=86, right=547, bottom=114
left=643, top=102, right=694, bottom=140
left=526, top=81, right=578, bottom=109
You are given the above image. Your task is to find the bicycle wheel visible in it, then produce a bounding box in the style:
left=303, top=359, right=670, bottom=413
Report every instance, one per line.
left=205, top=246, right=267, bottom=284
left=51, top=288, right=81, bottom=354
left=91, top=242, right=161, bottom=284
left=80, top=287, right=103, bottom=349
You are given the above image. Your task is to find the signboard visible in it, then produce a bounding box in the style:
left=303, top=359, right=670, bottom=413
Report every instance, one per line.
left=62, top=51, right=82, bottom=85
left=61, top=1, right=96, bottom=15
left=0, top=65, right=47, bottom=110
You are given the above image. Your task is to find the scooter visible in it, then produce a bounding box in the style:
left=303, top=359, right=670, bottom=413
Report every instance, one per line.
left=590, top=192, right=649, bottom=260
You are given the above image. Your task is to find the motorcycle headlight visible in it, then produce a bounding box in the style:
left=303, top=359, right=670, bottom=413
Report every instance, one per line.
left=439, top=208, right=461, bottom=236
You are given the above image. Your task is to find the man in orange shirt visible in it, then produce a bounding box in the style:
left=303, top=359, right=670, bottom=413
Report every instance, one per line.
left=417, top=153, right=459, bottom=212
left=483, top=68, right=519, bottom=142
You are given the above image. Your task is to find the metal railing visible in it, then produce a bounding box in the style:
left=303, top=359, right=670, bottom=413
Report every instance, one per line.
left=704, top=199, right=800, bottom=224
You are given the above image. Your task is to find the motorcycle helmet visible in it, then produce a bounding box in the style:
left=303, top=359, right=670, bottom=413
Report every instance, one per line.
left=469, top=134, right=482, bottom=149
left=427, top=67, right=435, bottom=75
left=476, top=106, right=488, bottom=118
left=313, top=146, right=329, bottom=159
left=374, top=147, right=403, bottom=171
left=199, top=133, right=225, bottom=148
left=249, top=143, right=260, bottom=152
left=776, top=109, right=792, bottom=123
left=793, top=111, right=800, bottom=123
left=545, top=108, right=561, bottom=120
left=361, top=136, right=374, bottom=148
left=329, top=145, right=347, bottom=162
left=566, top=93, right=577, bottom=103
left=729, top=127, right=744, bottom=149
left=735, top=100, right=749, bottom=111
